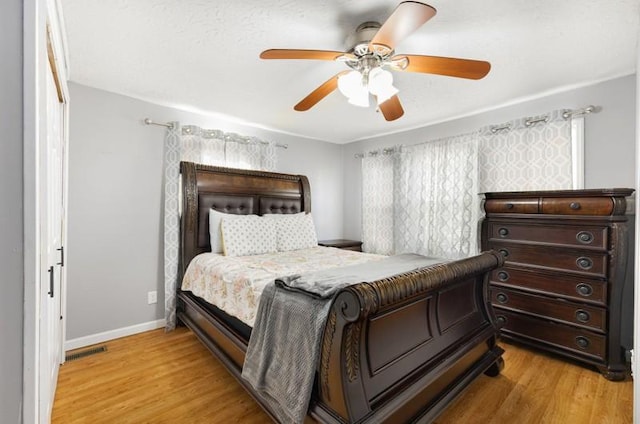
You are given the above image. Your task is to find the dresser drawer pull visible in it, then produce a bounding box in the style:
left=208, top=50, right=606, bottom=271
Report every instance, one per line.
left=498, top=227, right=509, bottom=237
left=570, top=202, right=581, bottom=210
left=576, top=257, right=593, bottom=270
left=497, top=271, right=509, bottom=281
left=576, top=283, right=593, bottom=297
left=575, top=310, right=591, bottom=323
left=575, top=336, right=590, bottom=349
left=496, top=293, right=509, bottom=304
left=505, top=203, right=514, bottom=210
left=576, top=231, right=594, bottom=244
left=498, top=249, right=509, bottom=258
left=495, top=315, right=507, bottom=326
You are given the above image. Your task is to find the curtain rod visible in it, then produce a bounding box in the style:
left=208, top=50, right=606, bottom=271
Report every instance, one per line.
left=562, top=105, right=596, bottom=119
left=143, top=118, right=288, bottom=149
left=354, top=105, right=598, bottom=158
left=489, top=105, right=596, bottom=134
left=144, top=118, right=174, bottom=129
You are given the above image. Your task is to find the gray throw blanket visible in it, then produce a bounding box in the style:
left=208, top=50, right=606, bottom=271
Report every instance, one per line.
left=241, top=254, right=446, bottom=424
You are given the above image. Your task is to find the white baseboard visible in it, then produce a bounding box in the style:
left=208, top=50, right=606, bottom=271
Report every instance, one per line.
left=64, top=319, right=166, bottom=351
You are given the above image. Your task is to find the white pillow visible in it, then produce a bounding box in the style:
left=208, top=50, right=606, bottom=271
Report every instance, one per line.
left=220, top=215, right=277, bottom=256
left=269, top=213, right=318, bottom=252
left=209, top=209, right=249, bottom=253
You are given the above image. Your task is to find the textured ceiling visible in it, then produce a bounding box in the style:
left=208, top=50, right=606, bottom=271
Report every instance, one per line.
left=60, top=0, right=639, bottom=143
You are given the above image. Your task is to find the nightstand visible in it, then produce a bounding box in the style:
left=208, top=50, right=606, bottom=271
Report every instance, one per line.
left=318, top=239, right=363, bottom=252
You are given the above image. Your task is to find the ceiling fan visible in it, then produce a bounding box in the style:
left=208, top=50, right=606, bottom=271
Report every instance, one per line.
left=259, top=1, right=491, bottom=122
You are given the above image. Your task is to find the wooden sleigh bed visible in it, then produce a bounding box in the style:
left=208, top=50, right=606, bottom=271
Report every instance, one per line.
left=176, top=161, right=505, bottom=423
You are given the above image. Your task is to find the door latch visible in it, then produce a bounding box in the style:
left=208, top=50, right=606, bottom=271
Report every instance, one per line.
left=57, top=246, right=64, bottom=266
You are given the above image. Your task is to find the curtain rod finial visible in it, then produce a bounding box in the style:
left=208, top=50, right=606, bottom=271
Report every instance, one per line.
left=143, top=118, right=175, bottom=129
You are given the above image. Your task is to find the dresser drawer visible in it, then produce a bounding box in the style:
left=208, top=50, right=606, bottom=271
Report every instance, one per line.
left=487, top=222, right=608, bottom=250
left=489, top=267, right=607, bottom=305
left=540, top=197, right=614, bottom=215
left=491, top=287, right=606, bottom=332
left=485, top=198, right=539, bottom=214
left=494, top=309, right=606, bottom=361
left=490, top=243, right=608, bottom=278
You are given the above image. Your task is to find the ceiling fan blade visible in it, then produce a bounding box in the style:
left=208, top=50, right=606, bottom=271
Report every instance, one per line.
left=394, top=54, right=491, bottom=79
left=369, top=2, right=437, bottom=52
left=294, top=71, right=349, bottom=111
left=260, top=49, right=349, bottom=61
left=378, top=95, right=404, bottom=121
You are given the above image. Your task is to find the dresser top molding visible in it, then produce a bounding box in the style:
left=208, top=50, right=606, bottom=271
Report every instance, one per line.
left=483, top=188, right=634, bottom=199
left=482, top=189, right=635, bottom=217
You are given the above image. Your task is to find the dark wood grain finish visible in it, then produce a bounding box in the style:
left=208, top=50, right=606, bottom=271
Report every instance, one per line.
left=491, top=243, right=608, bottom=278
left=487, top=221, right=608, bottom=250
left=180, top=162, right=311, bottom=278
left=484, top=198, right=539, bottom=214
left=482, top=189, right=634, bottom=381
left=491, top=287, right=606, bottom=332
left=316, top=251, right=505, bottom=423
left=318, top=239, right=363, bottom=252
left=177, top=162, right=506, bottom=423
left=541, top=197, right=614, bottom=215
left=484, top=189, right=632, bottom=215
left=489, top=267, right=607, bottom=306
left=495, top=309, right=607, bottom=361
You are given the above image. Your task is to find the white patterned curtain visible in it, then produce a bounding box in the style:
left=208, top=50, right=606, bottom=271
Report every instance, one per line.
left=361, top=109, right=578, bottom=259
left=361, top=152, right=396, bottom=255
left=181, top=125, right=277, bottom=170
left=164, top=123, right=277, bottom=330
left=479, top=110, right=573, bottom=192
left=395, top=134, right=479, bottom=259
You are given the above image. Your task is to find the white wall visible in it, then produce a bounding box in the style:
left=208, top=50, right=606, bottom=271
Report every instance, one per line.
left=66, top=83, right=345, bottom=340
left=342, top=75, right=637, bottom=240
left=0, top=0, right=24, bottom=421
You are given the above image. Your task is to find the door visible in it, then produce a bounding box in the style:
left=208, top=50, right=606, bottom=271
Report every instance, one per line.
left=39, top=42, right=66, bottom=423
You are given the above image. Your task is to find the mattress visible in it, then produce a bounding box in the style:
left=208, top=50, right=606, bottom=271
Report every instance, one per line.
left=180, top=246, right=385, bottom=326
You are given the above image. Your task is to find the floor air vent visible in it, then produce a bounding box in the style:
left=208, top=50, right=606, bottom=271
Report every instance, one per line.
left=65, top=345, right=107, bottom=362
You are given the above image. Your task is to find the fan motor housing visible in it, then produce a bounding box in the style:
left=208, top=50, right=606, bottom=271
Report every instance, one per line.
left=348, top=22, right=389, bottom=57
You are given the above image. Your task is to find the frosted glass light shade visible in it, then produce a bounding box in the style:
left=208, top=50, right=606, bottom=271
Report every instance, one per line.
left=338, top=71, right=369, bottom=107
left=338, top=68, right=399, bottom=108
left=368, top=68, right=399, bottom=103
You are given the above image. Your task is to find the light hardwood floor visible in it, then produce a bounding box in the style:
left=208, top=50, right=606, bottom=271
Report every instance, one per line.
left=52, top=327, right=633, bottom=423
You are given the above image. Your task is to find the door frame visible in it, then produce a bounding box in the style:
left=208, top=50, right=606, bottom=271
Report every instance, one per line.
left=46, top=11, right=70, bottom=368
left=23, top=0, right=70, bottom=422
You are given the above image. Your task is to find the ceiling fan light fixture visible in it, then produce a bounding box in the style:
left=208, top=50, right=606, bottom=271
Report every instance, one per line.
left=261, top=2, right=491, bottom=121
left=338, top=70, right=370, bottom=107
left=347, top=91, right=370, bottom=108
left=368, top=68, right=399, bottom=103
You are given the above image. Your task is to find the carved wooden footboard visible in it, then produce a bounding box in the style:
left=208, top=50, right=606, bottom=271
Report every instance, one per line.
left=310, top=251, right=504, bottom=423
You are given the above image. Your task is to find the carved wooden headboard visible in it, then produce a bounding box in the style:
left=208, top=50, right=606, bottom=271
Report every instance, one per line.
left=179, top=161, right=311, bottom=277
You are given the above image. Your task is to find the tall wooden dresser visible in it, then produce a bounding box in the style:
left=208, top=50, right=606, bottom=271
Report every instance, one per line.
left=481, top=189, right=634, bottom=380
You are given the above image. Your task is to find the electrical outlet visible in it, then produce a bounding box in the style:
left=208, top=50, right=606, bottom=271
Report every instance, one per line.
left=147, top=291, right=157, bottom=305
